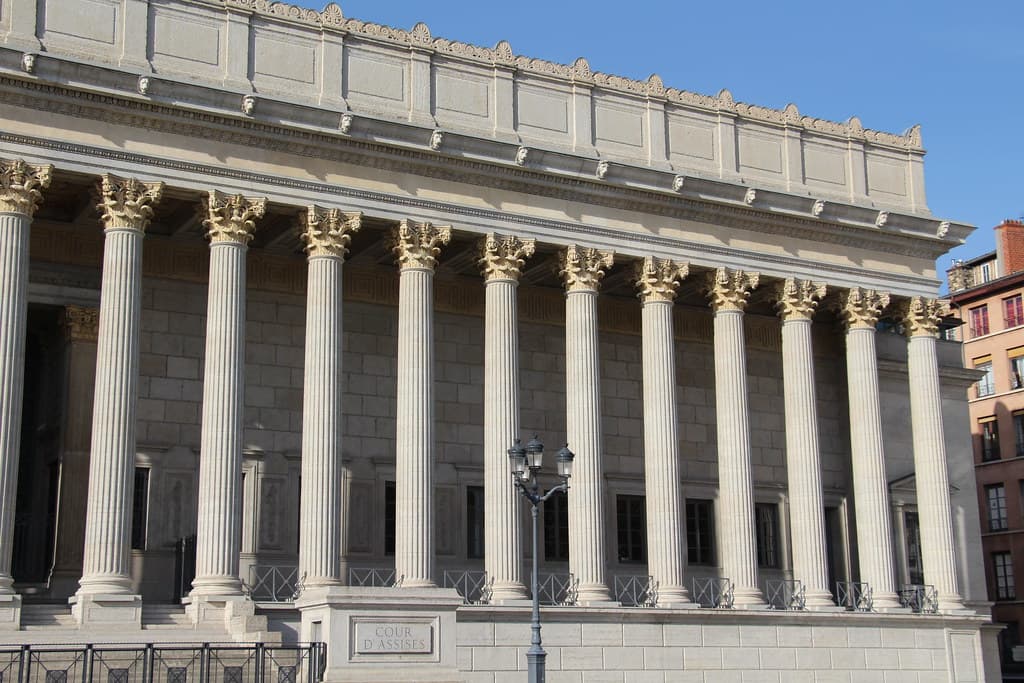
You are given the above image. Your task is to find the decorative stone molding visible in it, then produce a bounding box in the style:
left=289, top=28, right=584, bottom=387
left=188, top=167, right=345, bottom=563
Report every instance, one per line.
left=96, top=175, right=164, bottom=232
left=743, top=188, right=756, bottom=205
left=902, top=296, right=949, bottom=337
left=301, top=206, right=362, bottom=259
left=21, top=54, right=35, bottom=74
left=840, top=287, right=890, bottom=330
left=339, top=113, right=354, bottom=134
left=672, top=175, right=685, bottom=193
left=241, top=95, right=256, bottom=116
left=478, top=232, right=535, bottom=282
left=875, top=211, right=889, bottom=228
left=812, top=199, right=825, bottom=218
left=596, top=161, right=610, bottom=180
left=937, top=221, right=950, bottom=239
left=429, top=130, right=444, bottom=151
left=203, top=191, right=266, bottom=244
left=0, top=159, right=52, bottom=216
left=634, top=256, right=688, bottom=303
left=63, top=305, right=99, bottom=343
left=706, top=267, right=759, bottom=312
left=391, top=220, right=451, bottom=271
left=137, top=77, right=151, bottom=95
left=558, top=245, right=614, bottom=292
left=514, top=146, right=529, bottom=166
left=775, top=278, right=827, bottom=321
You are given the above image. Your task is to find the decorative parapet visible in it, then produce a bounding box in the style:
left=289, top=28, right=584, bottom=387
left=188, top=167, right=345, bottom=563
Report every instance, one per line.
left=96, top=175, right=164, bottom=232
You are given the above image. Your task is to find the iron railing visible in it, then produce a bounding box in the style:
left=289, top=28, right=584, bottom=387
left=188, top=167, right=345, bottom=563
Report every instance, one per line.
left=535, top=573, right=578, bottom=606
left=347, top=568, right=400, bottom=588
left=613, top=575, right=658, bottom=607
left=836, top=581, right=873, bottom=612
left=0, top=642, right=326, bottom=683
left=899, top=584, right=939, bottom=614
left=247, top=566, right=300, bottom=603
left=765, top=579, right=806, bottom=611
left=442, top=570, right=491, bottom=605
left=691, top=577, right=733, bottom=609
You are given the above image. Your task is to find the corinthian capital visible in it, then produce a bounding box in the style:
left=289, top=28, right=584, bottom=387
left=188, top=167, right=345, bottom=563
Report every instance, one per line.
left=902, top=296, right=949, bottom=337
left=97, top=175, right=164, bottom=232
left=0, top=158, right=53, bottom=217
left=635, top=256, right=688, bottom=303
left=478, top=233, right=535, bottom=282
left=558, top=245, right=614, bottom=292
left=706, top=267, right=759, bottom=312
left=840, top=287, right=890, bottom=330
left=203, top=190, right=266, bottom=244
left=775, top=278, right=826, bottom=321
left=302, top=205, right=362, bottom=259
left=391, top=220, right=452, bottom=271
left=63, top=305, right=99, bottom=343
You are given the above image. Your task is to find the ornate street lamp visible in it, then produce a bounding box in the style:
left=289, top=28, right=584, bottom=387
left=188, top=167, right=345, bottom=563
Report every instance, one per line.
left=508, top=436, right=574, bottom=683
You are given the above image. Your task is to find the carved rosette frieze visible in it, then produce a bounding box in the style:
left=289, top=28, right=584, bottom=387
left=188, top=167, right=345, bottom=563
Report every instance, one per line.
left=840, top=287, right=890, bottom=330
left=63, top=305, right=99, bottom=343
left=775, top=278, right=827, bottom=321
left=558, top=245, right=614, bottom=293
left=390, top=220, right=452, bottom=271
left=478, top=233, right=535, bottom=282
left=634, top=256, right=688, bottom=303
left=202, top=190, right=267, bottom=245
left=706, top=267, right=759, bottom=312
left=0, top=159, right=53, bottom=217
left=301, top=206, right=362, bottom=259
left=902, top=296, right=949, bottom=338
left=96, top=175, right=164, bottom=232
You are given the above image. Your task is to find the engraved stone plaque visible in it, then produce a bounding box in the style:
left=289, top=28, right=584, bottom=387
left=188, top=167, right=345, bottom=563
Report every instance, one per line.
left=355, top=622, right=433, bottom=654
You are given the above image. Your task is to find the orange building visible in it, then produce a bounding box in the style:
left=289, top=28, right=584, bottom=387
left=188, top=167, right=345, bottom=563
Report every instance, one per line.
left=949, top=219, right=1024, bottom=674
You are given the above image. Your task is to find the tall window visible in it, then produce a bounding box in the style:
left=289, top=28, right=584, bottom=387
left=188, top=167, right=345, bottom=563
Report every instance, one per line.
left=130, top=467, right=150, bottom=551
left=1007, top=295, right=1024, bottom=329
left=1011, top=348, right=1024, bottom=390
left=1016, top=412, right=1024, bottom=458
left=686, top=499, right=715, bottom=565
left=981, top=417, right=1001, bottom=461
left=905, top=511, right=924, bottom=585
left=466, top=486, right=485, bottom=559
left=616, top=495, right=646, bottom=563
left=384, top=481, right=395, bottom=556
left=981, top=262, right=993, bottom=284
left=970, top=305, right=990, bottom=337
left=994, top=552, right=1016, bottom=600
left=755, top=503, right=779, bottom=569
left=987, top=484, right=1009, bottom=531
left=975, top=356, right=995, bottom=397
left=543, top=495, right=569, bottom=561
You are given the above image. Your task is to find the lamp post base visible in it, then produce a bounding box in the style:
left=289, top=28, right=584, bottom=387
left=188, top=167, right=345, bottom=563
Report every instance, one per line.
left=527, top=647, right=546, bottom=683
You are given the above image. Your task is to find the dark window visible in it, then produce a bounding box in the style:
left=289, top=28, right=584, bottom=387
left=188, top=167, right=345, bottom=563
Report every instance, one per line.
left=384, top=481, right=395, bottom=556
left=1006, top=295, right=1024, bottom=329
left=754, top=503, right=779, bottom=569
left=994, top=552, right=1016, bottom=600
left=986, top=484, right=1008, bottom=531
left=685, top=499, right=715, bottom=565
left=905, top=511, right=924, bottom=585
left=543, top=494, right=569, bottom=562
left=130, top=468, right=150, bottom=551
left=466, top=486, right=485, bottom=559
left=1016, top=413, right=1024, bottom=457
left=616, top=495, right=646, bottom=563
left=981, top=418, right=1000, bottom=461
left=970, top=305, right=990, bottom=337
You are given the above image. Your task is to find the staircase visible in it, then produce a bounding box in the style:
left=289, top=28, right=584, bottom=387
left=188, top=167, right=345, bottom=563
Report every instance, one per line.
left=20, top=604, right=75, bottom=629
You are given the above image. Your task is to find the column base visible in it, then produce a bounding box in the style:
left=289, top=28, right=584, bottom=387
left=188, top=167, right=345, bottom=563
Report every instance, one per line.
left=183, top=594, right=274, bottom=641
left=487, top=580, right=528, bottom=603
left=576, top=583, right=615, bottom=606
left=0, top=593, right=21, bottom=630
left=69, top=592, right=141, bottom=628
left=733, top=586, right=768, bottom=609
left=657, top=586, right=697, bottom=609
left=297, top=585, right=462, bottom=683
left=804, top=589, right=843, bottom=611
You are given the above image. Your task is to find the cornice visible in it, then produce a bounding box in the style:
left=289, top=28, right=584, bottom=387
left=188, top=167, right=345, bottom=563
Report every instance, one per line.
left=217, top=1, right=919, bottom=151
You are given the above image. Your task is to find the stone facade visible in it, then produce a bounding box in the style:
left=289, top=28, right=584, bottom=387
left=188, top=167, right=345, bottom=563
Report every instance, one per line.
left=0, top=0, right=999, bottom=680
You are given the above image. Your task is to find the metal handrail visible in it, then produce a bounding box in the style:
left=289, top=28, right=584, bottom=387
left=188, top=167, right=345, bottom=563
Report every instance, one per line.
left=613, top=575, right=658, bottom=607
left=835, top=581, right=873, bottom=612
left=348, top=567, right=399, bottom=587
left=765, top=579, right=806, bottom=610
left=898, top=584, right=939, bottom=614
left=442, top=570, right=492, bottom=605
left=535, top=573, right=578, bottom=606
left=247, top=565, right=300, bottom=602
left=691, top=577, right=734, bottom=609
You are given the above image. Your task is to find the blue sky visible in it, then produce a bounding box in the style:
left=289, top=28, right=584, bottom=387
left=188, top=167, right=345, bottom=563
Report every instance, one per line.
left=316, top=0, right=1023, bottom=287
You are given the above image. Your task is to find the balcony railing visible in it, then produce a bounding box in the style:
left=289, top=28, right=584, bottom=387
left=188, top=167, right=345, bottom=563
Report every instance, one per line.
left=535, top=573, right=578, bottom=606
left=898, top=584, right=939, bottom=614
left=0, top=643, right=325, bottom=683
left=765, top=579, right=806, bottom=611
left=691, top=577, right=733, bottom=609
left=247, top=565, right=300, bottom=602
left=835, top=581, right=873, bottom=612
left=348, top=567, right=400, bottom=587
left=442, top=570, right=492, bottom=605
left=613, top=575, right=658, bottom=607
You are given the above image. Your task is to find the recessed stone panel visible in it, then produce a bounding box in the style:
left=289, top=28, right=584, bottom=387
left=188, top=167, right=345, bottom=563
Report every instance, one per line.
left=435, top=72, right=489, bottom=118
left=345, top=51, right=406, bottom=103
left=804, top=147, right=846, bottom=186
left=594, top=105, right=644, bottom=148
left=738, top=134, right=783, bottom=174
left=516, top=88, right=569, bottom=134
left=253, top=32, right=316, bottom=84
left=151, top=7, right=221, bottom=66
left=43, top=0, right=117, bottom=44
left=668, top=121, right=716, bottom=161
left=867, top=158, right=908, bottom=196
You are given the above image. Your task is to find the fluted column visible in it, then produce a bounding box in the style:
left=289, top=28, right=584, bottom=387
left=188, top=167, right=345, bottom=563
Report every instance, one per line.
left=191, top=191, right=265, bottom=599
left=298, top=207, right=361, bottom=589
left=0, top=160, right=51, bottom=610
left=393, top=220, right=451, bottom=588
left=75, top=176, right=163, bottom=604
left=840, top=288, right=900, bottom=609
left=775, top=278, right=833, bottom=608
left=635, top=256, right=691, bottom=606
left=903, top=297, right=966, bottom=612
left=707, top=267, right=765, bottom=607
left=559, top=245, right=614, bottom=604
left=481, top=233, right=535, bottom=602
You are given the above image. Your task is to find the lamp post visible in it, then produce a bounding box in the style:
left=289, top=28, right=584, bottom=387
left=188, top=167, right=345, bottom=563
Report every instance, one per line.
left=508, top=436, right=574, bottom=683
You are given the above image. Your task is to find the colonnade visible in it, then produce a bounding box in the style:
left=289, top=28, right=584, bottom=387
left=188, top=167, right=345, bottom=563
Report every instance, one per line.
left=0, top=159, right=967, bottom=625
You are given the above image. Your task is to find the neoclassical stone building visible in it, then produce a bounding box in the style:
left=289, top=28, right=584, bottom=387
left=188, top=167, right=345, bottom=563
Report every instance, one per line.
left=0, top=0, right=1000, bottom=679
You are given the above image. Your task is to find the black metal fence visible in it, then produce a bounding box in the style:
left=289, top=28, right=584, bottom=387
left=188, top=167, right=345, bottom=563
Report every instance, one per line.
left=0, top=642, right=325, bottom=683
